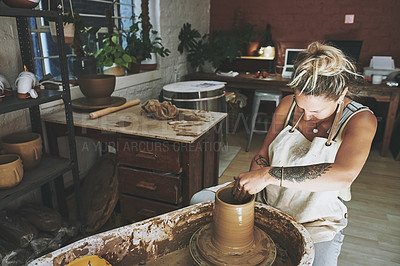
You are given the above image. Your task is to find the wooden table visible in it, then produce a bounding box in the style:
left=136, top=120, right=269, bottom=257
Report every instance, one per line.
left=43, top=105, right=226, bottom=221
left=185, top=72, right=400, bottom=157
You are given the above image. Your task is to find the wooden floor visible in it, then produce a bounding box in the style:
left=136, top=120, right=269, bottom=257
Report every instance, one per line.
left=220, top=130, right=400, bottom=266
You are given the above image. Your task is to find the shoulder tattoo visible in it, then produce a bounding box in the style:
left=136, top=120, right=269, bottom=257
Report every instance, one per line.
left=268, top=163, right=332, bottom=182
left=254, top=155, right=269, bottom=167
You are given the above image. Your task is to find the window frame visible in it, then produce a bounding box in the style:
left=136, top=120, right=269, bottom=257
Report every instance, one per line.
left=30, top=0, right=160, bottom=80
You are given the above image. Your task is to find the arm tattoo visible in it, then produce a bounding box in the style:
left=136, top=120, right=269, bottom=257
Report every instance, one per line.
left=254, top=155, right=269, bottom=167
left=268, top=163, right=332, bottom=183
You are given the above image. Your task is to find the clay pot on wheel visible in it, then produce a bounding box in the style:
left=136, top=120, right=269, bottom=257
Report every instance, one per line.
left=0, top=154, right=24, bottom=188
left=78, top=74, right=116, bottom=105
left=1, top=132, right=43, bottom=170
left=3, top=0, right=40, bottom=8
left=213, top=186, right=255, bottom=253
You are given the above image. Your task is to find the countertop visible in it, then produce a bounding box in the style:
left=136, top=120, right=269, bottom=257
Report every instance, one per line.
left=42, top=105, right=227, bottom=144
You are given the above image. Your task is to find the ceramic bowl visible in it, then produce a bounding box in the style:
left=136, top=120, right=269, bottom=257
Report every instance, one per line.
left=78, top=74, right=116, bottom=105
left=3, top=0, right=40, bottom=9
left=0, top=154, right=24, bottom=188
left=1, top=132, right=43, bottom=170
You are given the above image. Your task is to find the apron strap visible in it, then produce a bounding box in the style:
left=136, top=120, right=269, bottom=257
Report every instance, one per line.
left=289, top=111, right=304, bottom=133
left=326, top=102, right=345, bottom=146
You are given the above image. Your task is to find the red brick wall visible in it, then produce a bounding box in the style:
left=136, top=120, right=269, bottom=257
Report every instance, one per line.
left=210, top=0, right=400, bottom=69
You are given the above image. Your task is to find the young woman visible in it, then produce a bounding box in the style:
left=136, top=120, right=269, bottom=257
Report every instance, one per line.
left=191, top=41, right=377, bottom=266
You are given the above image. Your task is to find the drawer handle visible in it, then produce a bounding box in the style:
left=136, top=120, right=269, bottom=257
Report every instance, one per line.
left=136, top=150, right=158, bottom=160
left=136, top=181, right=157, bottom=191
left=138, top=208, right=157, bottom=217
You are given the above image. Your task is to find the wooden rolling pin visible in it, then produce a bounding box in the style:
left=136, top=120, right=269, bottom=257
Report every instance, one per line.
left=89, top=99, right=140, bottom=119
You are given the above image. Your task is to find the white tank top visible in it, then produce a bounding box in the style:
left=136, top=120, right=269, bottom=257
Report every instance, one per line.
left=257, top=100, right=371, bottom=243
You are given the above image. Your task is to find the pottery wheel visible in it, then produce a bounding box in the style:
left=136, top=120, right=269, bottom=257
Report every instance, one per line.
left=189, top=223, right=276, bottom=266
left=72, top=96, right=126, bottom=111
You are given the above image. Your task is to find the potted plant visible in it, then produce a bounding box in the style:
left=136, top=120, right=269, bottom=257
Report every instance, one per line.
left=94, top=7, right=135, bottom=76
left=49, top=12, right=75, bottom=44
left=178, top=23, right=210, bottom=71
left=68, top=13, right=100, bottom=78
left=178, top=23, right=256, bottom=71
left=124, top=15, right=170, bottom=73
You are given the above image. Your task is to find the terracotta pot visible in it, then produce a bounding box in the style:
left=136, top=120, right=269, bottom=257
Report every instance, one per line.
left=0, top=154, right=23, bottom=188
left=49, top=22, right=75, bottom=44
left=212, top=186, right=255, bottom=253
left=3, top=0, right=40, bottom=8
left=103, top=65, right=126, bottom=76
left=78, top=74, right=116, bottom=105
left=1, top=133, right=43, bottom=170
left=141, top=53, right=157, bottom=71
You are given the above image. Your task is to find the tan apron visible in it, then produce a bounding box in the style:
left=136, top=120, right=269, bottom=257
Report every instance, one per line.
left=258, top=101, right=371, bottom=243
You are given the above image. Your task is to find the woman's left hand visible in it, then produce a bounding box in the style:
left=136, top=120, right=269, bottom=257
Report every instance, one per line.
left=233, top=168, right=270, bottom=201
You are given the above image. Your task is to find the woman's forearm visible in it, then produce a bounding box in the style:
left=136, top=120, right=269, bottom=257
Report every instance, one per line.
left=268, top=163, right=354, bottom=192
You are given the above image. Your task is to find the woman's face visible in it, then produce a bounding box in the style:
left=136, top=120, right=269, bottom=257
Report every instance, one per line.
left=294, top=90, right=340, bottom=121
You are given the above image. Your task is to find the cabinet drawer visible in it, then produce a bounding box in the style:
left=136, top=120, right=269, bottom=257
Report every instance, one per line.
left=118, top=138, right=181, bottom=173
left=119, top=166, right=182, bottom=204
left=120, top=194, right=179, bottom=221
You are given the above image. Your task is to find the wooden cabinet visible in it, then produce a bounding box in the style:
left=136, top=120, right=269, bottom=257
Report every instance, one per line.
left=117, top=135, right=219, bottom=222
left=43, top=106, right=226, bottom=222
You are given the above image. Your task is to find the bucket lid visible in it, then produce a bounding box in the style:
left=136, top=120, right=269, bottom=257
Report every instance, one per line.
left=163, top=81, right=226, bottom=93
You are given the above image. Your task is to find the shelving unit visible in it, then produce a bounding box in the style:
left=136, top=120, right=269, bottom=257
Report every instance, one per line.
left=0, top=1, right=82, bottom=221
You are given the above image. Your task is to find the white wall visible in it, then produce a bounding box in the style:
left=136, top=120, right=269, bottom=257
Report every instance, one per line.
left=0, top=17, right=31, bottom=136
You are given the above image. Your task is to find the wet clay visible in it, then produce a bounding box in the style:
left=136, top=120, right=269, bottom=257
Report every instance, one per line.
left=32, top=202, right=313, bottom=266
left=127, top=243, right=294, bottom=266
left=189, top=186, right=276, bottom=265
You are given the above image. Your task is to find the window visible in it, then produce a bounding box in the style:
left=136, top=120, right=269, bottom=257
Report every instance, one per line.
left=30, top=0, right=158, bottom=80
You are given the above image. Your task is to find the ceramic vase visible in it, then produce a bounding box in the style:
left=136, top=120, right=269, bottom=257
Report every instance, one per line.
left=212, top=186, right=255, bottom=253
left=0, top=154, right=24, bottom=188
left=1, top=132, right=43, bottom=170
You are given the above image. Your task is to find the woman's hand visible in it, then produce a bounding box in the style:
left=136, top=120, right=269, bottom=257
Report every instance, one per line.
left=232, top=168, right=272, bottom=201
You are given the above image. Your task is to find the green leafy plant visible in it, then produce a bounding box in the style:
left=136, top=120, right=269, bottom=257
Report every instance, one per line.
left=178, top=23, right=210, bottom=69
left=94, top=7, right=135, bottom=70
left=94, top=33, right=135, bottom=69
left=124, top=15, right=170, bottom=61
left=178, top=22, right=256, bottom=70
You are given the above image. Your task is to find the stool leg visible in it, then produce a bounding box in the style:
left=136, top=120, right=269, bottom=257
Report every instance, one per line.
left=246, top=98, right=261, bottom=152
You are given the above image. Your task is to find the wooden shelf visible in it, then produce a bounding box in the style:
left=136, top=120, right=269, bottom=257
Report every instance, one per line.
left=0, top=155, right=72, bottom=208
left=0, top=90, right=65, bottom=114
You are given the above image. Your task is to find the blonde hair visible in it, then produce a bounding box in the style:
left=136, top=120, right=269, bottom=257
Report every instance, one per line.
left=288, top=41, right=361, bottom=100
